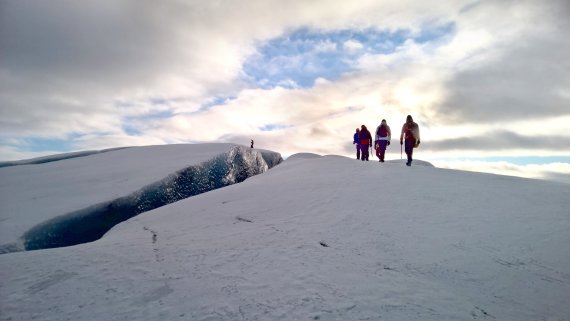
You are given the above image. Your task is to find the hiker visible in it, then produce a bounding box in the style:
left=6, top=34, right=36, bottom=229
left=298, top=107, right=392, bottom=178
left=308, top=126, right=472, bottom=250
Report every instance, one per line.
left=374, top=119, right=391, bottom=162
left=353, top=128, right=361, bottom=160
left=400, top=115, right=420, bottom=166
left=359, top=125, right=372, bottom=161
left=250, top=139, right=254, bottom=148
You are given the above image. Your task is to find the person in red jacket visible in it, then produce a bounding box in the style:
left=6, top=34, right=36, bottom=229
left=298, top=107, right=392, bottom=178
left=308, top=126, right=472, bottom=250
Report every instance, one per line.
left=400, top=115, right=420, bottom=166
left=359, top=125, right=372, bottom=161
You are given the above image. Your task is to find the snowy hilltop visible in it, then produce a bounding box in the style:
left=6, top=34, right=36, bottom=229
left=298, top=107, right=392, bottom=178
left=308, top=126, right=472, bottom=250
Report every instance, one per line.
left=1, top=144, right=569, bottom=321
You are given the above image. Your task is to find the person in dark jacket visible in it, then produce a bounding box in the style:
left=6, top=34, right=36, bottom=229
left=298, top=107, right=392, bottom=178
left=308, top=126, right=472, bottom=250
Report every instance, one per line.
left=359, top=125, right=372, bottom=161
left=400, top=115, right=420, bottom=166
left=353, top=128, right=361, bottom=160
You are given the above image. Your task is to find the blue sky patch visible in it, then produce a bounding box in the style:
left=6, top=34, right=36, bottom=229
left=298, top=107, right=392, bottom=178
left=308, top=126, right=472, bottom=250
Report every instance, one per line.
left=17, top=134, right=83, bottom=153
left=436, top=156, right=570, bottom=165
left=122, top=110, right=174, bottom=136
left=122, top=124, right=141, bottom=136
left=243, top=23, right=455, bottom=89
left=200, top=95, right=237, bottom=111
left=259, top=124, right=291, bottom=132
left=413, top=22, right=455, bottom=44
left=478, top=156, right=570, bottom=165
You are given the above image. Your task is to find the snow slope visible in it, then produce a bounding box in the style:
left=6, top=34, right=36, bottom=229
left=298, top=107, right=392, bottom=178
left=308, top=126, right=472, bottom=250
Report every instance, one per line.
left=0, top=144, right=282, bottom=252
left=1, top=151, right=569, bottom=321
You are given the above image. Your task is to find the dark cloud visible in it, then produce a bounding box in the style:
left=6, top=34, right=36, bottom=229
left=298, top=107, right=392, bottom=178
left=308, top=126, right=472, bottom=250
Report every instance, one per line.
left=427, top=130, right=570, bottom=152
left=343, top=142, right=358, bottom=156
left=0, top=1, right=181, bottom=86
left=541, top=171, right=570, bottom=185
left=309, top=125, right=333, bottom=138
left=438, top=1, right=570, bottom=123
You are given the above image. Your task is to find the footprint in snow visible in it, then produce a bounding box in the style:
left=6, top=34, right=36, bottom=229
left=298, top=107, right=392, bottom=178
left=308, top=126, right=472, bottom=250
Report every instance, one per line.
left=236, top=216, right=253, bottom=223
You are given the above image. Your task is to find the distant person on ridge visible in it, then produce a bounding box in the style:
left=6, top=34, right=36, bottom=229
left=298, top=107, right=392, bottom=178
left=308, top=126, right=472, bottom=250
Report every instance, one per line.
left=353, top=128, right=361, bottom=160
left=359, top=125, right=372, bottom=161
left=374, top=119, right=391, bottom=162
left=250, top=139, right=254, bottom=148
left=400, top=115, right=420, bottom=166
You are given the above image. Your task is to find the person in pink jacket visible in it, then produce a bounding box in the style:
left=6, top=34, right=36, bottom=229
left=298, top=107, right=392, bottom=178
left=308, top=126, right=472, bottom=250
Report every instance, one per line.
left=374, top=119, right=391, bottom=162
left=400, top=115, right=420, bottom=166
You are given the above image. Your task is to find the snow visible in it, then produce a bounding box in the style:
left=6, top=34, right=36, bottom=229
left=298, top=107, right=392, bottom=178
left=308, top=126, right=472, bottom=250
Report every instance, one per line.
left=1, top=146, right=569, bottom=321
left=0, top=144, right=281, bottom=252
left=0, top=147, right=128, bottom=168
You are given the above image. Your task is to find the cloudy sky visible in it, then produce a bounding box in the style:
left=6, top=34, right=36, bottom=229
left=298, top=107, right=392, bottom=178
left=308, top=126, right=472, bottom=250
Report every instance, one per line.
left=1, top=0, right=569, bottom=182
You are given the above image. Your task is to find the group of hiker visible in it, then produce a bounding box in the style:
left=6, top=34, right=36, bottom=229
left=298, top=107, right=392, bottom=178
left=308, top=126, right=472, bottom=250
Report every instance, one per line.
left=353, top=115, right=420, bottom=166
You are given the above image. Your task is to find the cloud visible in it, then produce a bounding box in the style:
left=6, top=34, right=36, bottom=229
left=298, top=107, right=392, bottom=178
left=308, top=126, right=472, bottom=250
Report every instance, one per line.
left=314, top=40, right=338, bottom=53
left=435, top=160, right=570, bottom=185
left=0, top=0, right=463, bottom=144
left=439, top=35, right=570, bottom=122
left=0, top=0, right=263, bottom=142
left=0, top=0, right=569, bottom=186
left=427, top=131, right=570, bottom=152
left=437, top=0, right=570, bottom=123
left=343, top=40, right=364, bottom=52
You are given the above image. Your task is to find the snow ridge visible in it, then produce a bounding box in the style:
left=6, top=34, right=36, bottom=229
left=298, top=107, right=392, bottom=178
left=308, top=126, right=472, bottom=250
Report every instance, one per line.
left=4, top=146, right=281, bottom=253
left=0, top=147, right=129, bottom=168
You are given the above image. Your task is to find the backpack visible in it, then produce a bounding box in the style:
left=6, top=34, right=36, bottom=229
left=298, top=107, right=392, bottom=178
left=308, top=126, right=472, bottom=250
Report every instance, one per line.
left=360, top=129, right=371, bottom=145
left=377, top=125, right=388, bottom=137
left=404, top=123, right=416, bottom=140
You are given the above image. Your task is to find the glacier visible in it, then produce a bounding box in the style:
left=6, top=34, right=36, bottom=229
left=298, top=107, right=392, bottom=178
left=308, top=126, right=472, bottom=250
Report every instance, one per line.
left=0, top=144, right=282, bottom=253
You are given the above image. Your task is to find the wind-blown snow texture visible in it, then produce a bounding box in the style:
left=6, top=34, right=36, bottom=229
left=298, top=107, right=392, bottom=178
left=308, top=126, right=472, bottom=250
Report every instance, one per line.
left=1, top=148, right=569, bottom=321
left=0, top=144, right=282, bottom=253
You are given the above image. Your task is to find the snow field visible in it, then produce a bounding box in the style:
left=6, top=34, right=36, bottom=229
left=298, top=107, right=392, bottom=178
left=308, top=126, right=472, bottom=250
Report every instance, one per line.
left=1, top=150, right=569, bottom=321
